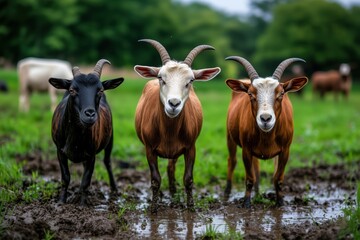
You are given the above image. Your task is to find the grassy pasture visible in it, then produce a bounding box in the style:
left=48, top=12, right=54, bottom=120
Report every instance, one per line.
left=0, top=68, right=359, bottom=202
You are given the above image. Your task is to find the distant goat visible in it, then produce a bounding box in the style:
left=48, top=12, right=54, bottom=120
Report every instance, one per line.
left=17, top=57, right=73, bottom=112
left=49, top=59, right=124, bottom=205
left=311, top=63, right=352, bottom=100
left=224, top=57, right=307, bottom=207
left=134, top=39, right=220, bottom=212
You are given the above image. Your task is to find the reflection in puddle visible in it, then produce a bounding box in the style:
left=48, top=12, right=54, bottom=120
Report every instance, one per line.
left=132, top=187, right=353, bottom=239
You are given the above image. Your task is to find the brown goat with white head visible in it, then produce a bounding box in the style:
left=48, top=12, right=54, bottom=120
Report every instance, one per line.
left=224, top=57, right=308, bottom=207
left=312, top=63, right=352, bottom=100
left=134, top=39, right=221, bottom=212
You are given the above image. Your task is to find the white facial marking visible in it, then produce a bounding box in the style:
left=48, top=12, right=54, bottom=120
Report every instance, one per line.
left=252, top=77, right=279, bottom=132
left=158, top=61, right=194, bottom=118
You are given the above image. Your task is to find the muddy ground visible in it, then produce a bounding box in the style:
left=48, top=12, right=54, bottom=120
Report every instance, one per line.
left=2, top=152, right=359, bottom=239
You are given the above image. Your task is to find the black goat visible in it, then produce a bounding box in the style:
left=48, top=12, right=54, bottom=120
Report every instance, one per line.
left=49, top=59, right=124, bottom=205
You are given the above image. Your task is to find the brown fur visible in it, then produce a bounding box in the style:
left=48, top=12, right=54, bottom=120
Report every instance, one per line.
left=225, top=77, right=307, bottom=207
left=135, top=79, right=203, bottom=211
left=312, top=70, right=352, bottom=100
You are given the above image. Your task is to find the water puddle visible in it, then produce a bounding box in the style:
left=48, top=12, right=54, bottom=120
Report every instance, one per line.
left=131, top=186, right=354, bottom=239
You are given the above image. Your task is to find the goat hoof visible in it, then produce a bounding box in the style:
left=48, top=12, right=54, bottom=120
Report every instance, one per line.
left=276, top=198, right=284, bottom=207
left=79, top=192, right=90, bottom=206
left=224, top=189, right=231, bottom=201
left=187, top=206, right=195, bottom=212
left=150, top=203, right=158, bottom=214
left=187, top=199, right=194, bottom=208
left=111, top=186, right=118, bottom=193
left=59, top=192, right=67, bottom=203
left=243, top=197, right=251, bottom=208
left=224, top=181, right=232, bottom=196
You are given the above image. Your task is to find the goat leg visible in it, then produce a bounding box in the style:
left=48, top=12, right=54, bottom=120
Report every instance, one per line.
left=242, top=150, right=255, bottom=208
left=147, top=148, right=161, bottom=213
left=252, top=157, right=260, bottom=195
left=57, top=150, right=70, bottom=203
left=184, top=147, right=195, bottom=210
left=225, top=134, right=237, bottom=198
left=273, top=151, right=289, bottom=206
left=103, top=135, right=117, bottom=192
left=167, top=158, right=177, bottom=197
left=79, top=157, right=95, bottom=206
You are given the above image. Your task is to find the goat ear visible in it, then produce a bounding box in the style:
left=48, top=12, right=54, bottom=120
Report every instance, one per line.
left=226, top=79, right=250, bottom=93
left=282, top=77, right=308, bottom=93
left=49, top=78, right=71, bottom=90
left=134, top=65, right=160, bottom=78
left=193, top=67, right=221, bottom=81
left=103, top=77, right=124, bottom=90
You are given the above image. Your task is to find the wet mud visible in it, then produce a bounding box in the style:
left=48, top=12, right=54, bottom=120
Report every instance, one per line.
left=2, top=154, right=358, bottom=239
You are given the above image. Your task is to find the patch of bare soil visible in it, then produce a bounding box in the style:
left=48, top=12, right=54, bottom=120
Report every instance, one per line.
left=2, top=154, right=358, bottom=239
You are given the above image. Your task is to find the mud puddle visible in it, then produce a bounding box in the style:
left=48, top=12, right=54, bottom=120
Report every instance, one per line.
left=2, top=154, right=358, bottom=239
left=133, top=185, right=352, bottom=239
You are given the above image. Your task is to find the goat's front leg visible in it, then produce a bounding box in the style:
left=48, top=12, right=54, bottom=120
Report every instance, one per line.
left=225, top=133, right=237, bottom=198
left=79, top=157, right=95, bottom=205
left=167, top=158, right=178, bottom=197
left=146, top=147, right=161, bottom=213
left=184, top=146, right=196, bottom=210
left=273, top=150, right=289, bottom=206
left=252, top=157, right=260, bottom=195
left=242, top=149, right=255, bottom=208
left=103, top=135, right=117, bottom=192
left=57, top=150, right=70, bottom=203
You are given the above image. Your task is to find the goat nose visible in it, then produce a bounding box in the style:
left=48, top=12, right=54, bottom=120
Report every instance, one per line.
left=260, top=113, right=272, bottom=123
left=168, top=98, right=181, bottom=108
left=84, top=108, right=96, bottom=118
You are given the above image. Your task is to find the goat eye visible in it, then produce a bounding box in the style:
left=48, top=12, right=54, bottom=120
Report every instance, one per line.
left=158, top=76, right=165, bottom=85
left=69, top=89, right=77, bottom=96
left=185, top=79, right=194, bottom=88
left=277, top=91, right=284, bottom=99
left=98, top=89, right=104, bottom=96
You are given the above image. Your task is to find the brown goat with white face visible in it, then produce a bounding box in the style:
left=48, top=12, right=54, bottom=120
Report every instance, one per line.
left=312, top=63, right=352, bottom=100
left=224, top=57, right=308, bottom=207
left=134, top=39, right=220, bottom=212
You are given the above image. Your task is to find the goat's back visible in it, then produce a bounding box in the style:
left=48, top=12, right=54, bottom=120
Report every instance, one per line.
left=312, top=70, right=341, bottom=90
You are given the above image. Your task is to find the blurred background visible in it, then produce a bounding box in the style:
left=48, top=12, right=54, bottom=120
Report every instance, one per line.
left=1, top=0, right=359, bottom=78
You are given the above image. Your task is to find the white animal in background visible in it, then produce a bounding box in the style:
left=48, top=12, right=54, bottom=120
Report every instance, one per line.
left=17, top=57, right=73, bottom=112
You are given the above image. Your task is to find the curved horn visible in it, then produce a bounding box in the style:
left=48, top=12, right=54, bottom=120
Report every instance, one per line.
left=72, top=66, right=81, bottom=77
left=272, top=58, right=305, bottom=80
left=225, top=56, right=259, bottom=81
left=183, top=45, right=215, bottom=67
left=139, top=39, right=171, bottom=65
left=93, top=59, right=111, bottom=78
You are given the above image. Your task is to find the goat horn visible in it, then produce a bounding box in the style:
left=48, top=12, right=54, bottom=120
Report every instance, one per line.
left=183, top=45, right=215, bottom=67
left=139, top=39, right=171, bottom=65
left=72, top=66, right=81, bottom=77
left=225, top=56, right=259, bottom=81
left=93, top=59, right=111, bottom=78
left=272, top=58, right=305, bottom=80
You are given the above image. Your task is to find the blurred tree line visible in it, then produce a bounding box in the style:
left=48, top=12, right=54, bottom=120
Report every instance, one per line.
left=0, top=0, right=359, bottom=77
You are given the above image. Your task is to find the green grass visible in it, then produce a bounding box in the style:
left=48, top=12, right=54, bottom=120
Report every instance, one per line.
left=341, top=183, right=360, bottom=239
left=198, top=224, right=243, bottom=240
left=0, top=69, right=360, bottom=204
